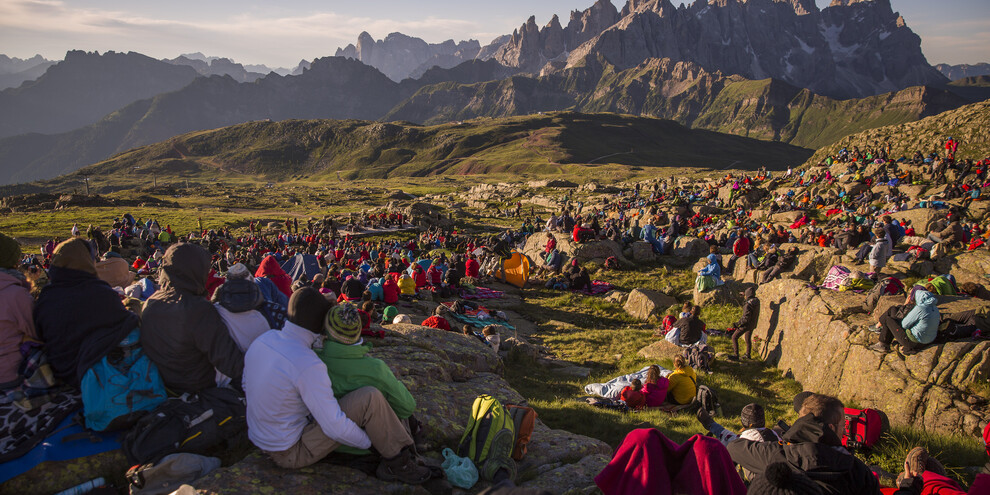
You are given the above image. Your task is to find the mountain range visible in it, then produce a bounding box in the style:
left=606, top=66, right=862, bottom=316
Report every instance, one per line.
left=0, top=54, right=56, bottom=91
left=0, top=0, right=987, bottom=186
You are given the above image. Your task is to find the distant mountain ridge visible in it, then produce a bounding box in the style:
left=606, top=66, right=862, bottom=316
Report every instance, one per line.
left=334, top=32, right=481, bottom=81
left=936, top=63, right=990, bottom=81
left=0, top=50, right=199, bottom=138
left=0, top=54, right=56, bottom=90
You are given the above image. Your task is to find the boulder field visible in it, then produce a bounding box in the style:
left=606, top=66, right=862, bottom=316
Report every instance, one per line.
left=753, top=278, right=990, bottom=437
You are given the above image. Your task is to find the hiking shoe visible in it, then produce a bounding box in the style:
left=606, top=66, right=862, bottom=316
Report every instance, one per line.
left=868, top=342, right=890, bottom=353
left=725, top=355, right=740, bottom=362
left=377, top=447, right=432, bottom=485
left=481, top=427, right=517, bottom=482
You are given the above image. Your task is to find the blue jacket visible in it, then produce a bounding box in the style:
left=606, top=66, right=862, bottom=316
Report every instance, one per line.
left=698, top=254, right=723, bottom=284
left=901, top=290, right=939, bottom=344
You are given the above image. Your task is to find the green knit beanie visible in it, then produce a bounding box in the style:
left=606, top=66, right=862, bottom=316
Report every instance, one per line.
left=382, top=306, right=398, bottom=324
left=0, top=233, right=22, bottom=269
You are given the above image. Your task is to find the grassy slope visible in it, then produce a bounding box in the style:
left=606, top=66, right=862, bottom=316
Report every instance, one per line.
left=803, top=99, right=990, bottom=167
left=43, top=112, right=813, bottom=185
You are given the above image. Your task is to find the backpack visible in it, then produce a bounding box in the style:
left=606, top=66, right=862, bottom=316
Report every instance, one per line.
left=505, top=405, right=537, bottom=461
left=842, top=407, right=882, bottom=450
left=863, top=277, right=904, bottom=313
left=456, top=394, right=516, bottom=481
left=120, top=387, right=247, bottom=465
left=80, top=330, right=166, bottom=432
left=683, top=344, right=713, bottom=374
left=695, top=385, right=722, bottom=417
left=604, top=257, right=619, bottom=270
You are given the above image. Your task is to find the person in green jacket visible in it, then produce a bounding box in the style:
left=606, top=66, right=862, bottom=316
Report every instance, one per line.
left=317, top=303, right=416, bottom=419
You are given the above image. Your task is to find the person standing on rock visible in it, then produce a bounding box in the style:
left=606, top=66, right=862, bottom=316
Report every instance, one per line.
left=244, top=288, right=431, bottom=483
left=868, top=228, right=891, bottom=280
left=728, top=287, right=760, bottom=361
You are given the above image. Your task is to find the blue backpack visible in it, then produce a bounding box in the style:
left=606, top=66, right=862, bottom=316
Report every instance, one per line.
left=81, top=329, right=167, bottom=432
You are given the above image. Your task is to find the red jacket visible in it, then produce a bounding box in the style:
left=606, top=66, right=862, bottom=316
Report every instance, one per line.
left=255, top=256, right=291, bottom=297
left=421, top=316, right=451, bottom=331
left=382, top=279, right=399, bottom=304
left=465, top=259, right=480, bottom=278
left=732, top=237, right=750, bottom=257
left=426, top=266, right=443, bottom=286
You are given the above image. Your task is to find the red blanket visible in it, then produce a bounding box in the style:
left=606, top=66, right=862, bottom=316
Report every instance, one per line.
left=595, top=429, right=746, bottom=495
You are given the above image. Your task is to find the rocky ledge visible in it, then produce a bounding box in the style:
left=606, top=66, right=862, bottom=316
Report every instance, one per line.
left=753, top=278, right=989, bottom=436
left=192, top=323, right=611, bottom=494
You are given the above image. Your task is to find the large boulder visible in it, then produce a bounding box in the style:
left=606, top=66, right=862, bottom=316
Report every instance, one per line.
left=889, top=208, right=940, bottom=236
left=631, top=241, right=657, bottom=262
left=672, top=236, right=710, bottom=259
left=950, top=250, right=990, bottom=288
left=783, top=244, right=842, bottom=282
left=769, top=211, right=804, bottom=224
left=522, top=232, right=631, bottom=266
left=188, top=324, right=611, bottom=494
left=624, top=288, right=678, bottom=321
left=693, top=279, right=747, bottom=306
left=753, top=279, right=990, bottom=437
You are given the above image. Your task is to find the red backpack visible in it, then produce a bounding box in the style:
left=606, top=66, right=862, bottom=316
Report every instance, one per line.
left=842, top=408, right=882, bottom=450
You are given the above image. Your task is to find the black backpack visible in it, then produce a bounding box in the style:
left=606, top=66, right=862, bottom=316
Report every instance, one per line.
left=684, top=344, right=714, bottom=373
left=121, top=387, right=247, bottom=465
left=604, top=257, right=619, bottom=270
left=695, top=385, right=722, bottom=417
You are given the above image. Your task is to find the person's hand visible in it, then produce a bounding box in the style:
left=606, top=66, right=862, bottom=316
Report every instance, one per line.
left=696, top=408, right=714, bottom=430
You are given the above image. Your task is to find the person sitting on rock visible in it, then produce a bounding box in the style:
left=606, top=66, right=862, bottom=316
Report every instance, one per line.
left=664, top=356, right=697, bottom=406
left=142, top=243, right=244, bottom=393
left=696, top=254, right=724, bottom=291
left=34, top=238, right=139, bottom=387
left=726, top=393, right=881, bottom=495
left=666, top=305, right=707, bottom=347
left=316, top=303, right=416, bottom=424
left=728, top=287, right=760, bottom=361
left=870, top=288, right=939, bottom=355
left=619, top=379, right=646, bottom=410
left=572, top=223, right=595, bottom=243
left=537, top=248, right=563, bottom=278
left=397, top=273, right=416, bottom=299
left=244, top=288, right=431, bottom=483
left=0, top=234, right=37, bottom=397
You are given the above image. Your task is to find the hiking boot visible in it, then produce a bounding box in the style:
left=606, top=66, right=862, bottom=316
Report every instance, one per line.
left=481, top=428, right=517, bottom=482
left=377, top=447, right=432, bottom=485
left=725, top=354, right=740, bottom=362
left=869, top=342, right=890, bottom=353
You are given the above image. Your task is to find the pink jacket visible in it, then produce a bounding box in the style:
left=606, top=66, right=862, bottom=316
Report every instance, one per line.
left=0, top=272, right=35, bottom=384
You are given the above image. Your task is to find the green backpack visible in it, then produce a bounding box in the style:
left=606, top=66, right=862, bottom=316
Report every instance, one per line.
left=456, top=394, right=517, bottom=481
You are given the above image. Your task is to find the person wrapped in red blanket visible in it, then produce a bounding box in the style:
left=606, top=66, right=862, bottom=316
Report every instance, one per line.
left=594, top=428, right=746, bottom=495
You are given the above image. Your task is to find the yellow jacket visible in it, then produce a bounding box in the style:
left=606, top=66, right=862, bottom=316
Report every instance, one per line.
left=398, top=275, right=416, bottom=295
left=667, top=366, right=697, bottom=405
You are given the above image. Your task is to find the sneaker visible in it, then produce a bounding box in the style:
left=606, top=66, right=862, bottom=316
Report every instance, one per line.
left=868, top=342, right=890, bottom=353
left=481, top=428, right=517, bottom=482
left=377, top=447, right=432, bottom=485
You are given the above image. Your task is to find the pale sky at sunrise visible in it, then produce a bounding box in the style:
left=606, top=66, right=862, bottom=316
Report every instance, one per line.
left=0, top=0, right=987, bottom=69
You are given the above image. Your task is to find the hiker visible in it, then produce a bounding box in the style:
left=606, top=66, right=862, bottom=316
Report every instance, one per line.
left=397, top=273, right=416, bottom=299
left=727, top=287, right=760, bottom=361
left=255, top=255, right=292, bottom=298
left=243, top=289, right=431, bottom=483
left=316, top=303, right=416, bottom=420
left=697, top=402, right=779, bottom=454
left=34, top=238, right=139, bottom=386
left=619, top=379, right=646, bottom=410
left=665, top=355, right=697, bottom=406
left=726, top=393, right=881, bottom=494
left=142, top=243, right=244, bottom=393
left=696, top=253, right=723, bottom=291
left=0, top=234, right=36, bottom=395
left=569, top=266, right=592, bottom=292
left=641, top=365, right=669, bottom=408
left=595, top=428, right=746, bottom=495
left=211, top=278, right=271, bottom=352
left=665, top=305, right=707, bottom=347
left=893, top=423, right=990, bottom=494
left=537, top=248, right=563, bottom=277
left=868, top=228, right=891, bottom=279
left=726, top=230, right=750, bottom=272
left=760, top=246, right=797, bottom=284
left=870, top=288, right=939, bottom=355
left=482, top=325, right=501, bottom=352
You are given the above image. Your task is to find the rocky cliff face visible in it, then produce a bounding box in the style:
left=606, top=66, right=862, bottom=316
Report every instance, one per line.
left=753, top=279, right=990, bottom=437
left=935, top=63, right=990, bottom=81
left=335, top=32, right=481, bottom=82
left=552, top=0, right=946, bottom=99
left=488, top=0, right=621, bottom=73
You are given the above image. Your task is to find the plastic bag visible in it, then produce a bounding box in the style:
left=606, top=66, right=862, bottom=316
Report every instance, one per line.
left=441, top=447, right=478, bottom=489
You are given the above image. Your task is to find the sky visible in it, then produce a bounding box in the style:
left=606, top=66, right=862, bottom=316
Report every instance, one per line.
left=0, top=0, right=987, bottom=69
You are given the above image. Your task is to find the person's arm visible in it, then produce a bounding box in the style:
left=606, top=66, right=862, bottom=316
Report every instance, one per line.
left=900, top=305, right=921, bottom=330
left=297, top=364, right=372, bottom=449
left=734, top=300, right=754, bottom=329
left=725, top=438, right=780, bottom=476
left=193, top=305, right=245, bottom=382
